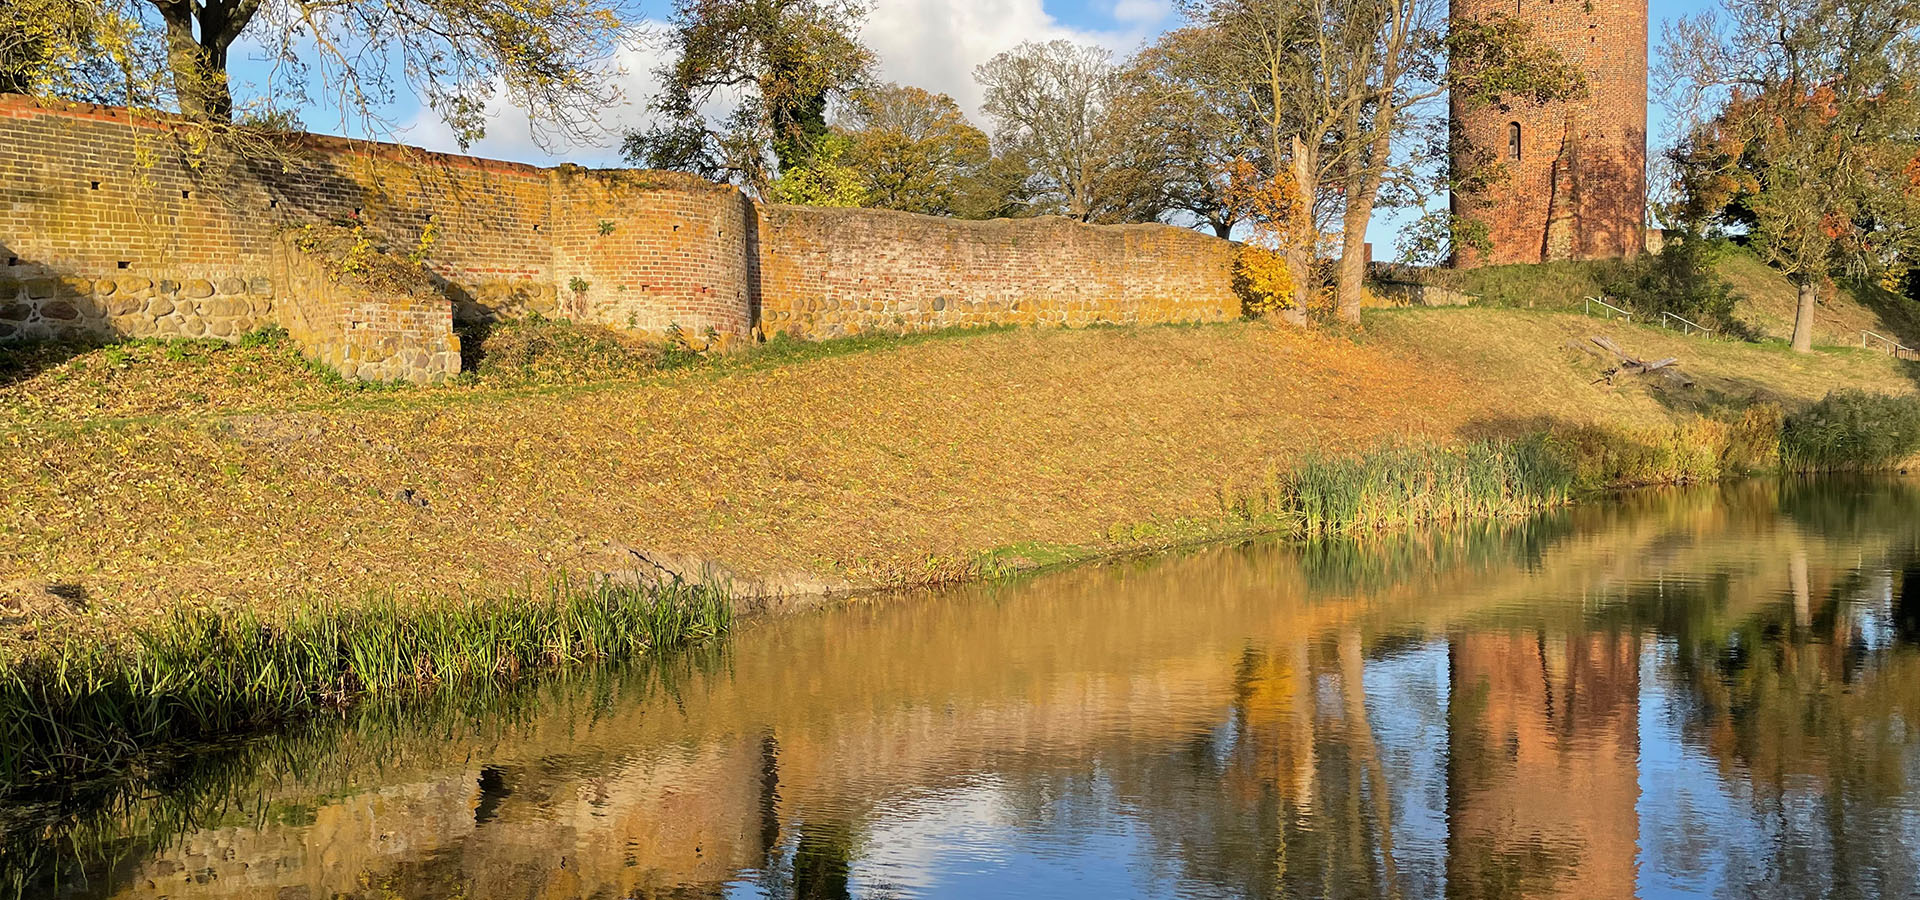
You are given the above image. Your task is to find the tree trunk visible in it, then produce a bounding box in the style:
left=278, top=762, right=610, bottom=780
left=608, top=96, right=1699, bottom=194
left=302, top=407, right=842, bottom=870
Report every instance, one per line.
left=1336, top=115, right=1396, bottom=325
left=153, top=0, right=236, bottom=121
left=1283, top=135, right=1315, bottom=326
left=1791, top=276, right=1818, bottom=353
left=1335, top=197, right=1371, bottom=325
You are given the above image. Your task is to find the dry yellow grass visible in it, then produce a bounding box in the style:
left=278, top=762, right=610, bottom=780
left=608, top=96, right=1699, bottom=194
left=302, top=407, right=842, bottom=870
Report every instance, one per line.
left=1, top=307, right=1914, bottom=629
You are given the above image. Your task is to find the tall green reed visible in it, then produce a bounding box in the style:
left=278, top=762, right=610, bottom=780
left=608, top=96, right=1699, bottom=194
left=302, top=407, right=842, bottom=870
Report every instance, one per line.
left=1235, top=439, right=1575, bottom=536
left=0, top=575, right=730, bottom=786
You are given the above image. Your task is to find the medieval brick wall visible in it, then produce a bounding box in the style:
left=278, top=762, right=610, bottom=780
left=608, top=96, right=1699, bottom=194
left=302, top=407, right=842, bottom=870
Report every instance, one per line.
left=1, top=95, right=1240, bottom=378
left=1449, top=0, right=1648, bottom=267
left=757, top=207, right=1237, bottom=337
left=0, top=96, right=551, bottom=381
left=547, top=167, right=757, bottom=337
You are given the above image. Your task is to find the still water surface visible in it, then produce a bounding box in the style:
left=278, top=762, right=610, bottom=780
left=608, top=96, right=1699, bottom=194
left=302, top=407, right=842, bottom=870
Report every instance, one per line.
left=18, top=478, right=1920, bottom=898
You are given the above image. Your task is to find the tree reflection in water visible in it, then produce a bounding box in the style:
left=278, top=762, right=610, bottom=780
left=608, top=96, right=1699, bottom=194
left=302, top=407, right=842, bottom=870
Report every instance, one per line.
left=8, top=478, right=1920, bottom=899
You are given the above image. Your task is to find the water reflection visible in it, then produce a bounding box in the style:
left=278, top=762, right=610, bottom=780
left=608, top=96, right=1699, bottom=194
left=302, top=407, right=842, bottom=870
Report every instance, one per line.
left=10, top=478, right=1920, bottom=898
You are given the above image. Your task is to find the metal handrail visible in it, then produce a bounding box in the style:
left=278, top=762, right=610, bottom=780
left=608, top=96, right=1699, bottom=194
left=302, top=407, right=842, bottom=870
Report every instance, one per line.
left=1661, top=311, right=1713, bottom=338
left=1583, top=296, right=1632, bottom=322
left=1862, top=330, right=1913, bottom=355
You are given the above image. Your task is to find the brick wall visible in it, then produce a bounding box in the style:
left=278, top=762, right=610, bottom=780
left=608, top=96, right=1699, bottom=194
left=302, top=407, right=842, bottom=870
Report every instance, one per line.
left=756, top=206, right=1237, bottom=338
left=547, top=167, right=757, bottom=337
left=1450, top=0, right=1648, bottom=267
left=0, top=95, right=551, bottom=381
left=1, top=94, right=1241, bottom=377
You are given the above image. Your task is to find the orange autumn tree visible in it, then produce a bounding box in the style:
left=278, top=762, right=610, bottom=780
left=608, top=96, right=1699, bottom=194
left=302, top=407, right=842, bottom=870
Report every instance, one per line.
left=1666, top=0, right=1920, bottom=352
left=1222, top=157, right=1306, bottom=320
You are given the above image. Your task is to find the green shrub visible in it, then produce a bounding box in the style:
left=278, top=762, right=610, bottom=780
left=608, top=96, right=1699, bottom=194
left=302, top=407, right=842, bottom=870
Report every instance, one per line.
left=1781, top=390, right=1920, bottom=471
left=1603, top=235, right=1740, bottom=330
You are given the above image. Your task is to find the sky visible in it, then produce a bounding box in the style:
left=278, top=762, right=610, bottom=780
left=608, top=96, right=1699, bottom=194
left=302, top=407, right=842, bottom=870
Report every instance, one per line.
left=226, top=0, right=1720, bottom=252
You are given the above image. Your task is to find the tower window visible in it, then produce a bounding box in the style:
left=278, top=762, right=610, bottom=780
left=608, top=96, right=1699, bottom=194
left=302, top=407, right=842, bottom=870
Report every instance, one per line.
left=1508, top=122, right=1522, bottom=160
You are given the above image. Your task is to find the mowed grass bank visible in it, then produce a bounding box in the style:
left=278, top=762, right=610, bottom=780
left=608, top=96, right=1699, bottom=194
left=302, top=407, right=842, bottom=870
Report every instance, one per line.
left=3, top=306, right=1914, bottom=631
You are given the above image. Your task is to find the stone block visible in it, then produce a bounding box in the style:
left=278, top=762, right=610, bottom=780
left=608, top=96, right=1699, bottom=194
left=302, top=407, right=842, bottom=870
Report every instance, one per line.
left=25, top=278, right=56, bottom=299
left=109, top=314, right=148, bottom=335
left=183, top=279, right=214, bottom=299
left=158, top=279, right=181, bottom=295
left=104, top=294, right=144, bottom=316
left=248, top=277, right=274, bottom=297
left=145, top=296, right=175, bottom=317
left=249, top=297, right=274, bottom=316
left=58, top=276, right=92, bottom=297
left=118, top=276, right=152, bottom=294
left=207, top=317, right=235, bottom=338
left=0, top=279, right=19, bottom=299
left=217, top=277, right=245, bottom=295
left=181, top=316, right=207, bottom=337
left=37, top=300, right=79, bottom=321
left=94, top=278, right=116, bottom=297
left=0, top=302, right=30, bottom=322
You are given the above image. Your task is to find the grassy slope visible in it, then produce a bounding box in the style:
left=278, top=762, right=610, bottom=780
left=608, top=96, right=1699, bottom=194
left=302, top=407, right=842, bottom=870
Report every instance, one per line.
left=1438, top=244, right=1920, bottom=349
left=3, top=297, right=1914, bottom=633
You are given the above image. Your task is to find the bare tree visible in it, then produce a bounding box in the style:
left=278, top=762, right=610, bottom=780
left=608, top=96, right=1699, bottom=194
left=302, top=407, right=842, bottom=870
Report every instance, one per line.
left=974, top=40, right=1165, bottom=223
left=5, top=0, right=635, bottom=148
left=1181, top=0, right=1580, bottom=323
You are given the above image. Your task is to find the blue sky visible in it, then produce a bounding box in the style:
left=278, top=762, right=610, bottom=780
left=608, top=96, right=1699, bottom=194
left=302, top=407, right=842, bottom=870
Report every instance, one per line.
left=227, top=0, right=1719, bottom=251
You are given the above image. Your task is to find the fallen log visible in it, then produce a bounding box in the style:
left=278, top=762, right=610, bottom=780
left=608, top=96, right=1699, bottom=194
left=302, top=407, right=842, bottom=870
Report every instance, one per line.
left=1582, top=337, right=1694, bottom=387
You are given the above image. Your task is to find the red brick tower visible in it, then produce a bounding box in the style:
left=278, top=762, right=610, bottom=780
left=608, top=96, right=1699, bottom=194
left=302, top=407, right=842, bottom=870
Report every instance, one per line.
left=1449, top=0, right=1647, bottom=267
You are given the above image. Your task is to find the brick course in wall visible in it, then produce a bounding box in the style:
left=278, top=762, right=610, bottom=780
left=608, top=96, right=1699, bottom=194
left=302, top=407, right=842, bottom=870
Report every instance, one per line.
left=1449, top=0, right=1648, bottom=267
left=2, top=94, right=1241, bottom=376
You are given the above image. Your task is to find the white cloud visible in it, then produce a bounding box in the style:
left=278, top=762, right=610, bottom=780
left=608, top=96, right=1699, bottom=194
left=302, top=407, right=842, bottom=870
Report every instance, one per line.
left=861, top=0, right=1167, bottom=120
left=396, top=37, right=670, bottom=167
left=394, top=1, right=1186, bottom=165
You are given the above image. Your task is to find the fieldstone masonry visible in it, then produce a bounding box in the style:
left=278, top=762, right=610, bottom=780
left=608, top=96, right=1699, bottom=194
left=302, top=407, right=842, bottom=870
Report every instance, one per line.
left=0, top=95, right=1239, bottom=381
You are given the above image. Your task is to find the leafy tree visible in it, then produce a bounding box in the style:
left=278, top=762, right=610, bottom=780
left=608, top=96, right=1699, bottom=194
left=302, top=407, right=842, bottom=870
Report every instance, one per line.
left=1126, top=26, right=1258, bottom=237
left=834, top=83, right=991, bottom=216
left=768, top=135, right=868, bottom=206
left=1180, top=0, right=1581, bottom=323
left=974, top=39, right=1167, bottom=223
left=0, top=0, right=156, bottom=102
left=1604, top=236, right=1740, bottom=329
left=626, top=0, right=873, bottom=195
left=1666, top=0, right=1920, bottom=352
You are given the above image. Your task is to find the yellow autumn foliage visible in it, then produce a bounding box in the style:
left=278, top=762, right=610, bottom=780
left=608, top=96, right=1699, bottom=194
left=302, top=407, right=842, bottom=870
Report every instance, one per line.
left=1235, top=244, right=1294, bottom=316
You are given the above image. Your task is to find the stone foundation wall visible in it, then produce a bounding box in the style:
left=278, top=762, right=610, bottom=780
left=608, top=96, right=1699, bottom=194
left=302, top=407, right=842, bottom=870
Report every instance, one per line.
left=0, top=274, right=275, bottom=343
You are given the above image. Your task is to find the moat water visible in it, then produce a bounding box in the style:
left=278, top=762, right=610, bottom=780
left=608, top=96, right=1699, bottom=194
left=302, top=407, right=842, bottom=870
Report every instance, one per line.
left=12, top=477, right=1920, bottom=899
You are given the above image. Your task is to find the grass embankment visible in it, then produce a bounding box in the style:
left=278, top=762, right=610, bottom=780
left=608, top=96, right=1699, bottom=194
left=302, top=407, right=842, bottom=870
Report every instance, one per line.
left=1433, top=243, right=1920, bottom=349
left=2, top=291, right=1919, bottom=786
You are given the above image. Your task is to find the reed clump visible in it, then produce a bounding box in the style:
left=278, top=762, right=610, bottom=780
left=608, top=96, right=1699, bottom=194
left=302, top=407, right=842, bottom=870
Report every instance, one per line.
left=0, top=576, right=730, bottom=785
left=1229, top=406, right=1797, bottom=538
left=1553, top=404, right=1783, bottom=488
left=1235, top=439, right=1575, bottom=536
left=1780, top=389, right=1920, bottom=471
